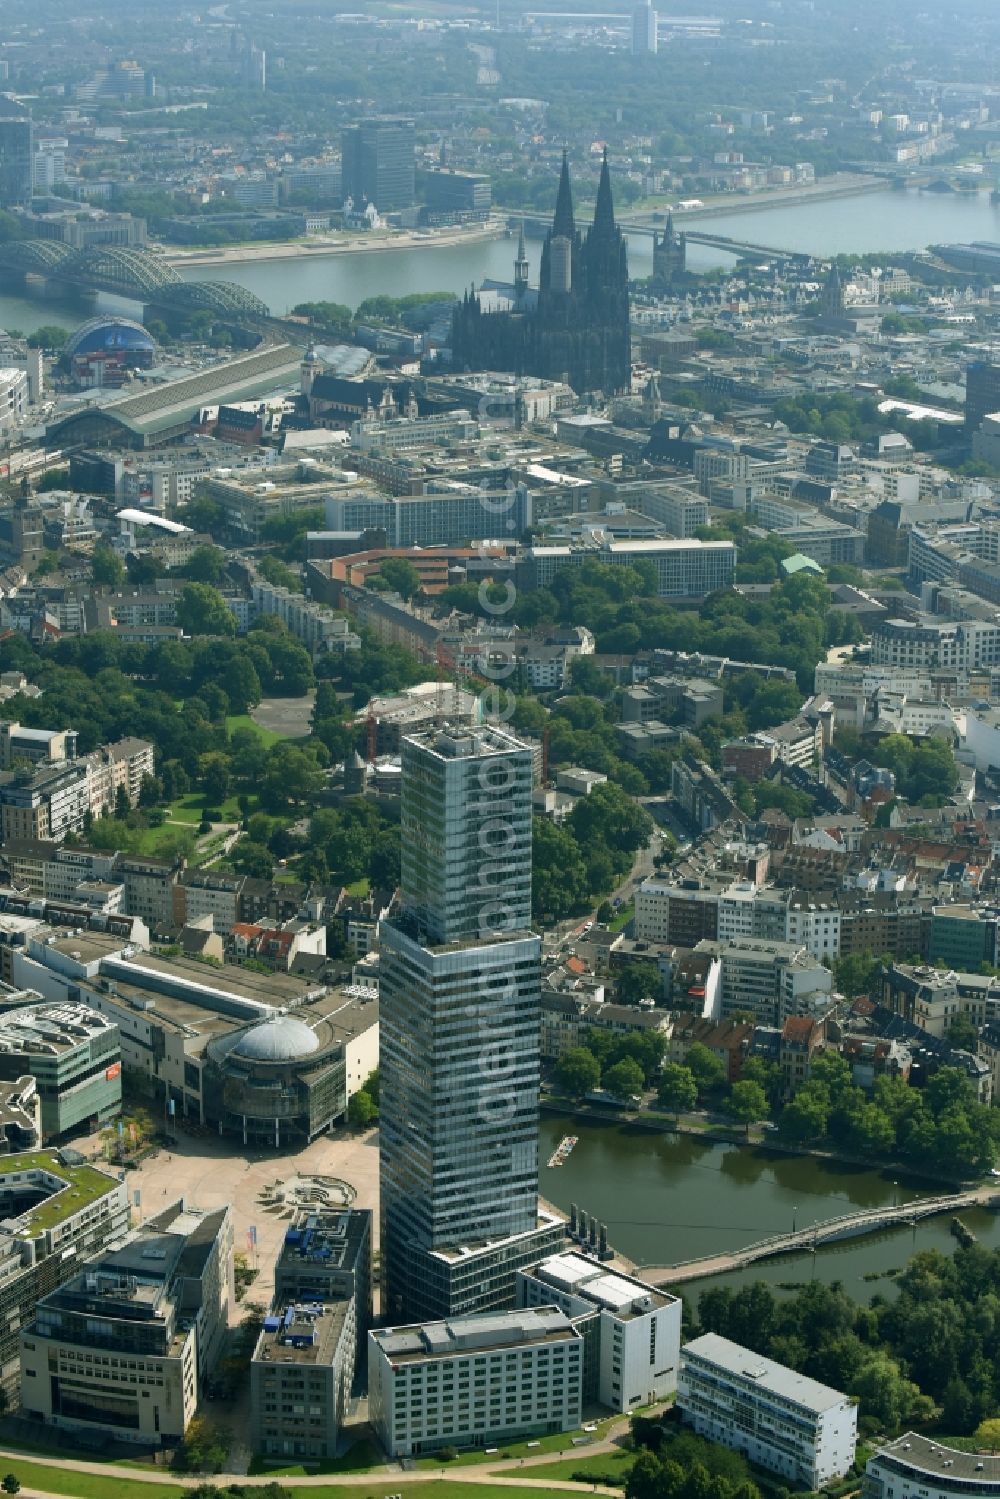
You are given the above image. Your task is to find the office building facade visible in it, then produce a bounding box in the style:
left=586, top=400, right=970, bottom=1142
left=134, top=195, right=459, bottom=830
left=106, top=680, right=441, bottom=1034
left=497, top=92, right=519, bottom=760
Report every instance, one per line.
left=0, top=1151, right=129, bottom=1396
left=380, top=725, right=559, bottom=1324
left=966, top=360, right=1000, bottom=433
left=368, top=1306, right=583, bottom=1458
left=341, top=117, right=415, bottom=211
left=678, top=1332, right=858, bottom=1490
left=632, top=2, right=658, bottom=54
left=20, top=1200, right=233, bottom=1445
left=0, top=117, right=33, bottom=207
left=274, top=1208, right=372, bottom=1364
left=251, top=1298, right=356, bottom=1460
left=517, top=1251, right=681, bottom=1411
left=0, top=1003, right=121, bottom=1140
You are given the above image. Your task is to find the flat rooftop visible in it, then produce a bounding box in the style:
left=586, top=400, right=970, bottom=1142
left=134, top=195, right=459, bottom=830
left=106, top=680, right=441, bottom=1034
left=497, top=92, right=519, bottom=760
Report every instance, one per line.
left=0, top=1001, right=117, bottom=1058
left=0, top=1151, right=121, bottom=1237
left=255, top=1298, right=350, bottom=1367
left=682, top=1332, right=850, bottom=1414
left=874, top=1433, right=1000, bottom=1484
left=278, top=1208, right=370, bottom=1275
left=532, top=1251, right=677, bottom=1317
left=428, top=1207, right=564, bottom=1265
left=105, top=951, right=319, bottom=1009
left=373, top=1305, right=579, bottom=1363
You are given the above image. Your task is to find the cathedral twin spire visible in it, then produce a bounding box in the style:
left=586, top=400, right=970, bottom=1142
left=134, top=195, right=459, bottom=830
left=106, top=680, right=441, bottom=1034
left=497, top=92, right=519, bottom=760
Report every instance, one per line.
left=592, top=148, right=616, bottom=242
left=551, top=146, right=614, bottom=242
left=452, top=149, right=630, bottom=395
left=552, top=149, right=575, bottom=239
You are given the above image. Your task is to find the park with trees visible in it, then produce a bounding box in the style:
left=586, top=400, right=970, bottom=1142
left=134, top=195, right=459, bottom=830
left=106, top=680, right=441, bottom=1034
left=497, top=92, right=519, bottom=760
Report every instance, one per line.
left=692, top=1238, right=1000, bottom=1440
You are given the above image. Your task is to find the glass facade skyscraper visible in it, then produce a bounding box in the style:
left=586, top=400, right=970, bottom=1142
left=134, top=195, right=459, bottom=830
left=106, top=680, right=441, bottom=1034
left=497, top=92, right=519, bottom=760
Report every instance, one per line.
left=398, top=724, right=533, bottom=944
left=380, top=725, right=563, bottom=1324
left=0, top=117, right=33, bottom=208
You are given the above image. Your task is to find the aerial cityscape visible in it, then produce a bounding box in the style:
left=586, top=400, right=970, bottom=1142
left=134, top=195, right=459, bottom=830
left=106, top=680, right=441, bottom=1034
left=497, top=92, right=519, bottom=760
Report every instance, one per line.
left=5, top=0, right=1000, bottom=1497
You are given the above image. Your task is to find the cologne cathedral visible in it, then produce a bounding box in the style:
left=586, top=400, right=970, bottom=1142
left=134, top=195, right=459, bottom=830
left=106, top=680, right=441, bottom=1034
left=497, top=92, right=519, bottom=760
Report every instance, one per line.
left=450, top=151, right=631, bottom=396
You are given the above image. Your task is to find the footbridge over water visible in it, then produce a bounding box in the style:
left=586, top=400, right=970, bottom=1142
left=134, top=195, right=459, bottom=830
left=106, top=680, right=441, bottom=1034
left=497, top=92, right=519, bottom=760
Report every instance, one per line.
left=631, top=1187, right=997, bottom=1288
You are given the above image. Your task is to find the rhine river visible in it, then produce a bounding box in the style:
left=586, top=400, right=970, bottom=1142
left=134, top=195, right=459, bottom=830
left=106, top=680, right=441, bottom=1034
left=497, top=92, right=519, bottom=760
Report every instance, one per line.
left=174, top=185, right=1000, bottom=313
left=539, top=1114, right=1000, bottom=1302
left=7, top=183, right=1000, bottom=333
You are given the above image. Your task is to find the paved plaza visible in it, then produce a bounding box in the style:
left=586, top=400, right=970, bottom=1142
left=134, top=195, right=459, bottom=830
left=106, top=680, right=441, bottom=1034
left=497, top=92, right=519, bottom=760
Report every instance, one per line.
left=81, top=1122, right=380, bottom=1315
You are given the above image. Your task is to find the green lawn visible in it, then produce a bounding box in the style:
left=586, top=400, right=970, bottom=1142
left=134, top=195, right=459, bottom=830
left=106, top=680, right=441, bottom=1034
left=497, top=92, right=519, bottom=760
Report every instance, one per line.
left=167, top=793, right=206, bottom=825
left=0, top=1461, right=569, bottom=1499
left=345, top=877, right=370, bottom=897
left=412, top=1422, right=619, bottom=1470
left=131, top=793, right=259, bottom=861
left=511, top=1448, right=635, bottom=1484
left=608, top=902, right=634, bottom=933
left=250, top=1438, right=382, bottom=1476
left=226, top=714, right=284, bottom=748
left=0, top=1461, right=187, bottom=1499
left=131, top=820, right=197, bottom=856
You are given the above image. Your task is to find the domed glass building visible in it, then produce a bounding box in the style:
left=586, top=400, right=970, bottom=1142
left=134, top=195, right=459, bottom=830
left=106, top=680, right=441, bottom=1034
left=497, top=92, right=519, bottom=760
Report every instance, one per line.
left=65, top=315, right=156, bottom=387
left=204, top=1001, right=377, bottom=1147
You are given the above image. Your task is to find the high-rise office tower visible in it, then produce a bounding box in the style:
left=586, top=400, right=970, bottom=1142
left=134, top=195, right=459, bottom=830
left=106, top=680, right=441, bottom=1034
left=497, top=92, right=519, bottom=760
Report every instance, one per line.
left=966, top=360, right=1000, bottom=433
left=245, top=43, right=266, bottom=91
left=0, top=116, right=33, bottom=208
left=632, top=1, right=658, bottom=55
left=380, top=724, right=563, bottom=1324
left=341, top=117, right=415, bottom=212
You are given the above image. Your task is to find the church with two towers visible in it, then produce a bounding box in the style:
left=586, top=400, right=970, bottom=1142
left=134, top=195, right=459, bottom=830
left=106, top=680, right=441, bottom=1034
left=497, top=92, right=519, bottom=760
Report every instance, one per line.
left=450, top=150, right=632, bottom=396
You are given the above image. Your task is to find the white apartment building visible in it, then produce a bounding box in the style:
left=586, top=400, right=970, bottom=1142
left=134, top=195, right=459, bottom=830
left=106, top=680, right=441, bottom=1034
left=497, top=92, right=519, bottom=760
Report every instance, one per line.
left=863, top=1434, right=1000, bottom=1499
left=786, top=898, right=841, bottom=961
left=525, top=538, right=736, bottom=600
left=870, top=692, right=956, bottom=739
left=368, top=1306, right=583, bottom=1458
left=250, top=578, right=360, bottom=658
left=694, top=448, right=753, bottom=495
left=635, top=877, right=677, bottom=944
left=679, top=1333, right=858, bottom=1490
left=0, top=368, right=28, bottom=436
left=717, top=883, right=787, bottom=945
left=813, top=662, right=937, bottom=732
left=707, top=939, right=832, bottom=1025
left=635, top=878, right=721, bottom=944
left=636, top=487, right=710, bottom=538
left=908, top=521, right=1000, bottom=588
left=517, top=1252, right=682, bottom=1411
left=122, top=459, right=215, bottom=512
left=757, top=716, right=821, bottom=771
left=962, top=705, right=1000, bottom=772
left=872, top=615, right=1000, bottom=673
left=179, top=871, right=243, bottom=935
